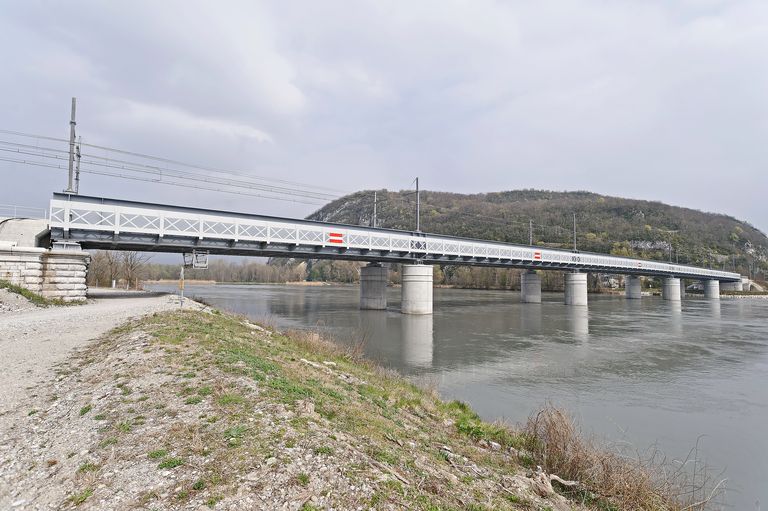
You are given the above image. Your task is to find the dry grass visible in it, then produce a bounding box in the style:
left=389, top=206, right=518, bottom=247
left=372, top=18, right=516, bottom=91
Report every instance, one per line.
left=522, top=405, right=725, bottom=511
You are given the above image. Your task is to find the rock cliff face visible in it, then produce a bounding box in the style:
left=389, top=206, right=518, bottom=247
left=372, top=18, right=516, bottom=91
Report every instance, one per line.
left=308, top=189, right=768, bottom=275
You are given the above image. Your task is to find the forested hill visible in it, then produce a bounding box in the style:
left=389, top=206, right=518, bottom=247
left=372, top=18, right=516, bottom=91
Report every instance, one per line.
left=308, top=189, right=767, bottom=275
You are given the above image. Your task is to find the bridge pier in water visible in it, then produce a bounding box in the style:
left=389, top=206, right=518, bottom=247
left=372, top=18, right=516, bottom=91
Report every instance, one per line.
left=520, top=270, right=542, bottom=303
left=359, top=263, right=388, bottom=310
left=401, top=264, right=433, bottom=315
left=564, top=272, right=588, bottom=306
left=703, top=280, right=720, bottom=299
left=625, top=275, right=642, bottom=299
left=662, top=277, right=682, bottom=301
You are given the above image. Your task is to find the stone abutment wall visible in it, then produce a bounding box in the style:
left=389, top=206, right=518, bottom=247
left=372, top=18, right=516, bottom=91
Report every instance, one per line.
left=0, top=246, right=90, bottom=302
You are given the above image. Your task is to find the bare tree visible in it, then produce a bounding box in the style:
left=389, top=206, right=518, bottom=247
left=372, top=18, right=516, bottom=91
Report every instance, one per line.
left=121, top=252, right=152, bottom=289
left=87, top=250, right=127, bottom=287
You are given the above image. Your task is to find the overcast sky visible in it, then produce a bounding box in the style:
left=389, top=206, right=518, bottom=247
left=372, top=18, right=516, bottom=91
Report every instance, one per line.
left=1, top=1, right=766, bottom=232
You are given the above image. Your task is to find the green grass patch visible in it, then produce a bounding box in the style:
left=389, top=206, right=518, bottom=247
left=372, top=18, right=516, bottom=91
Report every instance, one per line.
left=98, top=437, right=118, bottom=449
left=68, top=487, right=93, bottom=506
left=185, top=396, right=203, bottom=405
left=148, top=449, right=168, bottom=459
left=220, top=346, right=278, bottom=378
left=267, top=377, right=314, bottom=403
left=158, top=457, right=184, bottom=469
left=216, top=393, right=245, bottom=406
left=295, top=472, right=310, bottom=486
left=0, top=279, right=74, bottom=306
left=445, top=400, right=525, bottom=449
left=77, top=462, right=99, bottom=473
left=79, top=404, right=92, bottom=416
left=223, top=425, right=247, bottom=446
left=205, top=495, right=222, bottom=508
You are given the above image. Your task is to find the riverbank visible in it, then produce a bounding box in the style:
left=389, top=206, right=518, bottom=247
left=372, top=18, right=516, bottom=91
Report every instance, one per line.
left=1, top=299, right=709, bottom=510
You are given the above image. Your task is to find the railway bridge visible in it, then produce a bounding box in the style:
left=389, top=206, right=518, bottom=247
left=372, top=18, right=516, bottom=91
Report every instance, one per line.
left=30, top=193, right=741, bottom=312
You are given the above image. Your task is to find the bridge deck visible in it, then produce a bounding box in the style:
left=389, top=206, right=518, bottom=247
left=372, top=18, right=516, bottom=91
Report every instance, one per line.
left=49, top=193, right=740, bottom=282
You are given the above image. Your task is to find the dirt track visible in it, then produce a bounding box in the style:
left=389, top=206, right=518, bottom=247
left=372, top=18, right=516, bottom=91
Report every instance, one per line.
left=0, top=295, right=180, bottom=416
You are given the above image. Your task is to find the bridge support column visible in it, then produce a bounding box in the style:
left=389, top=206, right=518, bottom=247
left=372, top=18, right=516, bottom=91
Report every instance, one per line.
left=703, top=280, right=720, bottom=299
left=662, top=277, right=681, bottom=301
left=401, top=264, right=433, bottom=315
left=564, top=272, right=588, bottom=306
left=360, top=263, right=388, bottom=310
left=625, top=275, right=642, bottom=299
left=520, top=270, right=541, bottom=303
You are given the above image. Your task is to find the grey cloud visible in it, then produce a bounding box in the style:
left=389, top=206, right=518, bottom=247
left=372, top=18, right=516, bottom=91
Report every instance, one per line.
left=1, top=0, right=766, bottom=230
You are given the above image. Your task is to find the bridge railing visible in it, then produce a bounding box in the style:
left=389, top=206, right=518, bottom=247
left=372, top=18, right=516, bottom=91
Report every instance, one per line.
left=49, top=195, right=740, bottom=281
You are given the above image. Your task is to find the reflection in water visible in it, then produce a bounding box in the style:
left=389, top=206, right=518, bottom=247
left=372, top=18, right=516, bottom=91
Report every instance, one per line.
left=359, top=310, right=387, bottom=342
left=707, top=299, right=721, bottom=320
left=668, top=300, right=683, bottom=335
left=566, top=306, right=589, bottom=342
left=147, top=283, right=768, bottom=509
left=519, top=303, right=542, bottom=334
left=401, top=314, right=434, bottom=368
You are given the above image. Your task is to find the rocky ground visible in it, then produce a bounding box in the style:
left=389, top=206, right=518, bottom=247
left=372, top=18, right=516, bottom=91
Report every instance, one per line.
left=0, top=288, right=38, bottom=313
left=0, top=307, right=585, bottom=511
left=0, top=292, right=183, bottom=416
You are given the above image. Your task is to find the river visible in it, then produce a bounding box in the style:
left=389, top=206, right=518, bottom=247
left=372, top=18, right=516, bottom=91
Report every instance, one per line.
left=147, top=283, right=767, bottom=509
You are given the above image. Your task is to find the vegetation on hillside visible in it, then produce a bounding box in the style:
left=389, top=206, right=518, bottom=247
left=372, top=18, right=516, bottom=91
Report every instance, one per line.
left=310, top=189, right=768, bottom=278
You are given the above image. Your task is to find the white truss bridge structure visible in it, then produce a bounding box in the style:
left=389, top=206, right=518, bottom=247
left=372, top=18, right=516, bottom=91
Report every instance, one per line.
left=48, top=193, right=740, bottom=282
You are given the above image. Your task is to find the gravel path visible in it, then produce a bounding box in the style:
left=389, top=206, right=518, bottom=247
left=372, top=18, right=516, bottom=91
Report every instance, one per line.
left=0, top=295, right=180, bottom=416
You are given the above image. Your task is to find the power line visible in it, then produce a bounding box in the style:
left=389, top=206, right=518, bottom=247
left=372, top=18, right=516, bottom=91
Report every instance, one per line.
left=77, top=157, right=337, bottom=200
left=0, top=155, right=324, bottom=205
left=0, top=139, right=337, bottom=201
left=0, top=128, right=348, bottom=196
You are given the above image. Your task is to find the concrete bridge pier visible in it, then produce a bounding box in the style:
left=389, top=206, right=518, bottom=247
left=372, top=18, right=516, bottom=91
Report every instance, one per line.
left=564, top=272, right=588, bottom=306
left=401, top=264, right=433, bottom=315
left=625, top=275, right=642, bottom=299
left=662, top=277, right=682, bottom=301
left=520, top=270, right=542, bottom=303
left=360, top=263, right=388, bottom=310
left=703, top=280, right=720, bottom=299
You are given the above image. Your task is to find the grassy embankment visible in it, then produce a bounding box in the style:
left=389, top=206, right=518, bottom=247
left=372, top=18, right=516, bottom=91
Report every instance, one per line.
left=60, top=308, right=711, bottom=510
left=0, top=279, right=76, bottom=306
